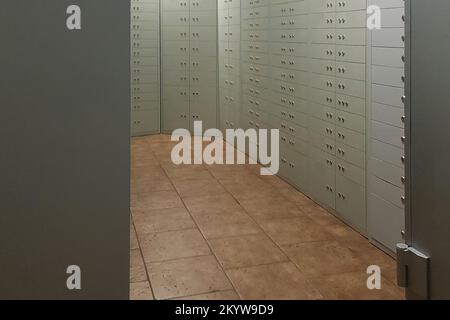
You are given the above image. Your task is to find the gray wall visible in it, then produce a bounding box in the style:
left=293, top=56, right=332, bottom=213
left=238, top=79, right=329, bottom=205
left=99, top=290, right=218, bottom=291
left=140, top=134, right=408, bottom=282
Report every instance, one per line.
left=0, top=0, right=130, bottom=299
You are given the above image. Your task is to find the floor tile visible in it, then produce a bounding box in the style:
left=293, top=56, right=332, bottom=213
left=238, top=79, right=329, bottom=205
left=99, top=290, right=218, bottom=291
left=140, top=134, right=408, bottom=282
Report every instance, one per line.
left=151, top=143, right=179, bottom=155
left=140, top=228, right=211, bottom=263
left=183, top=194, right=241, bottom=216
left=238, top=196, right=306, bottom=221
left=323, top=222, right=367, bottom=243
left=340, top=238, right=398, bottom=284
left=174, top=290, right=240, bottom=300
left=146, top=134, right=172, bottom=143
left=172, top=178, right=226, bottom=198
left=210, top=167, right=258, bottom=181
left=282, top=241, right=366, bottom=278
left=300, top=202, right=331, bottom=215
left=277, top=187, right=316, bottom=205
left=311, top=271, right=404, bottom=300
left=194, top=210, right=262, bottom=239
left=133, top=207, right=196, bottom=234
left=222, top=183, right=277, bottom=201
left=226, top=262, right=323, bottom=300
left=259, top=217, right=334, bottom=245
left=132, top=190, right=184, bottom=211
left=148, top=255, right=233, bottom=300
left=260, top=175, right=293, bottom=189
left=130, top=281, right=154, bottom=300
left=132, top=167, right=167, bottom=181
left=209, top=234, right=288, bottom=269
left=131, top=177, right=174, bottom=194
left=165, top=166, right=214, bottom=181
left=130, top=249, right=147, bottom=283
left=131, top=163, right=162, bottom=176
left=131, top=137, right=149, bottom=147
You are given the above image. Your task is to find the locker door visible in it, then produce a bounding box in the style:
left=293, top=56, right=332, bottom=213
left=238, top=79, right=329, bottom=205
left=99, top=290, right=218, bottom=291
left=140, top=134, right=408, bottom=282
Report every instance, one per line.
left=0, top=0, right=130, bottom=299
left=403, top=0, right=450, bottom=300
left=163, top=86, right=190, bottom=131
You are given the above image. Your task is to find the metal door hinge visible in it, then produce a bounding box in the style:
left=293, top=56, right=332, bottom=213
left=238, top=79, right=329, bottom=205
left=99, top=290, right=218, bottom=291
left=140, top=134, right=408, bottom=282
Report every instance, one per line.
left=396, top=243, right=430, bottom=300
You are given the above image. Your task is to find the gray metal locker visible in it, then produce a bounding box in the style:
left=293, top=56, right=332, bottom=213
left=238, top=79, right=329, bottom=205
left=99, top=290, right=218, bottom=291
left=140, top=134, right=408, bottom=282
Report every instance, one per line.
left=257, top=0, right=368, bottom=234
left=219, top=0, right=241, bottom=134
left=367, top=0, right=406, bottom=254
left=131, top=0, right=161, bottom=136
left=162, top=0, right=218, bottom=133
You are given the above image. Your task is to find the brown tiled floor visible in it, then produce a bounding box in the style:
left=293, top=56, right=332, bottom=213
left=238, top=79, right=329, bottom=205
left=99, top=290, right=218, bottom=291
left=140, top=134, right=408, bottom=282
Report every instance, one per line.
left=129, top=135, right=405, bottom=300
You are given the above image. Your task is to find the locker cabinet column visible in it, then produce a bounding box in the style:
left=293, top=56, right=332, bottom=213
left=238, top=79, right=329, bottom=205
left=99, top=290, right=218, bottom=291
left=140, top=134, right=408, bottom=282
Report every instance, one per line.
left=131, top=0, right=161, bottom=135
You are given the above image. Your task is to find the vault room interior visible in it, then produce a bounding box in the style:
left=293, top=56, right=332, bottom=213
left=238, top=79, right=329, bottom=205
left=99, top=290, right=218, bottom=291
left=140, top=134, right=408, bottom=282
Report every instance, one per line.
left=127, top=0, right=449, bottom=300
left=0, top=0, right=449, bottom=300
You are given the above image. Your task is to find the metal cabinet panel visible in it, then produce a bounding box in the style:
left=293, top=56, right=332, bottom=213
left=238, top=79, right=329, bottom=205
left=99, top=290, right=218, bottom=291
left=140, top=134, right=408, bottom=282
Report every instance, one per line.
left=269, top=15, right=309, bottom=30
left=308, top=149, right=336, bottom=209
left=162, top=0, right=189, bottom=12
left=190, top=0, right=216, bottom=12
left=371, top=120, right=404, bottom=148
left=369, top=157, right=404, bottom=188
left=372, top=28, right=405, bottom=48
left=289, top=150, right=310, bottom=191
left=372, top=84, right=404, bottom=107
left=336, top=94, right=366, bottom=116
left=370, top=138, right=404, bottom=169
left=269, top=42, right=309, bottom=57
left=336, top=109, right=365, bottom=133
left=335, top=10, right=366, bottom=28
left=131, top=0, right=160, bottom=136
left=336, top=175, right=366, bottom=231
left=191, top=10, right=219, bottom=26
left=310, top=44, right=336, bottom=60
left=269, top=29, right=309, bottom=43
left=309, top=87, right=336, bottom=107
left=310, top=130, right=336, bottom=155
left=163, top=11, right=190, bottom=25
left=310, top=0, right=336, bottom=13
left=310, top=59, right=336, bottom=76
left=132, top=108, right=160, bottom=135
left=336, top=126, right=365, bottom=151
left=308, top=102, right=335, bottom=124
left=372, top=102, right=404, bottom=128
left=372, top=47, right=405, bottom=68
left=336, top=44, right=366, bottom=63
left=368, top=175, right=405, bottom=209
left=372, top=65, right=405, bottom=87
left=367, top=193, right=405, bottom=252
left=190, top=41, right=218, bottom=57
left=336, top=142, right=365, bottom=168
left=378, top=7, right=405, bottom=28
left=336, top=61, right=366, bottom=81
left=271, top=67, right=309, bottom=85
left=335, top=0, right=366, bottom=11
left=336, top=158, right=365, bottom=186
left=270, top=1, right=309, bottom=17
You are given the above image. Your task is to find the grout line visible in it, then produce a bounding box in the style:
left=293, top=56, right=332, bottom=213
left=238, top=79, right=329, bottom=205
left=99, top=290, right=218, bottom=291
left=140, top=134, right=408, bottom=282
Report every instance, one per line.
left=132, top=224, right=199, bottom=236
left=130, top=215, right=157, bottom=300
left=143, top=253, right=214, bottom=266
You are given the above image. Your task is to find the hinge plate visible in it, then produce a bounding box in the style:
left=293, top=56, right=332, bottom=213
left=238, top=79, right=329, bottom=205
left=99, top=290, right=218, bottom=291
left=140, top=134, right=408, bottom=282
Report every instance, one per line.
left=396, top=243, right=430, bottom=300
